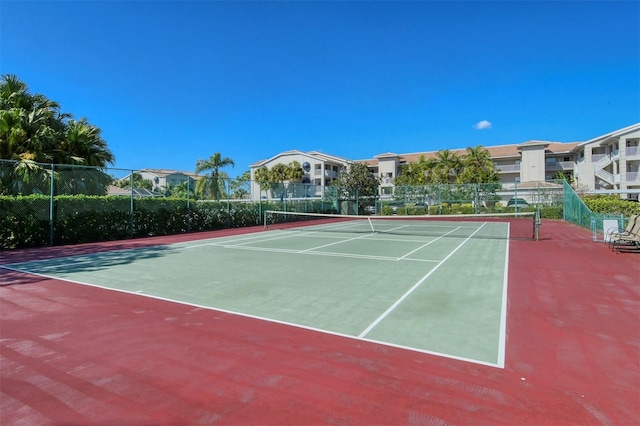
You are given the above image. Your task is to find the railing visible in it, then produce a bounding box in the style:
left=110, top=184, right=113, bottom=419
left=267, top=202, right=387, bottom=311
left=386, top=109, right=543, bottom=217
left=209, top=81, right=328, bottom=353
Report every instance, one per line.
left=313, top=169, right=338, bottom=178
left=593, top=154, right=611, bottom=168
left=496, top=164, right=520, bottom=173
left=626, top=146, right=640, bottom=157
left=546, top=161, right=576, bottom=171
left=595, top=168, right=614, bottom=184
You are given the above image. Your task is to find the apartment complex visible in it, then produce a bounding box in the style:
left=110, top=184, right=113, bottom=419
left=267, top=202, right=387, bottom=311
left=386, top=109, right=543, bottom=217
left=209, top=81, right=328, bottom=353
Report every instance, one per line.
left=248, top=123, right=640, bottom=201
left=121, top=169, right=199, bottom=193
left=249, top=150, right=351, bottom=199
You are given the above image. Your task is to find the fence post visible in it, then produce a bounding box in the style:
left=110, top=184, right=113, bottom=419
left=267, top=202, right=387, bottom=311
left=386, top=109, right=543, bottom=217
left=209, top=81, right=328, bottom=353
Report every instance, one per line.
left=187, top=178, right=191, bottom=233
left=49, top=163, right=55, bottom=246
left=474, top=184, right=479, bottom=214
left=129, top=171, right=134, bottom=238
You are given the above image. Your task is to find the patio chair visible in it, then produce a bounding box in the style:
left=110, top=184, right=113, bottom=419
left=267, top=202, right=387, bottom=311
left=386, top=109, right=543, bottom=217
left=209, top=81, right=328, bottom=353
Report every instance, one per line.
left=606, top=215, right=638, bottom=248
left=611, top=218, right=640, bottom=252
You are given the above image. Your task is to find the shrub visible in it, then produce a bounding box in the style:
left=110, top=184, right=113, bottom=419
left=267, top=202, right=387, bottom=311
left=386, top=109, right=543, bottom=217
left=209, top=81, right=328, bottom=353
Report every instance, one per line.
left=380, top=205, right=394, bottom=215
left=582, top=195, right=640, bottom=216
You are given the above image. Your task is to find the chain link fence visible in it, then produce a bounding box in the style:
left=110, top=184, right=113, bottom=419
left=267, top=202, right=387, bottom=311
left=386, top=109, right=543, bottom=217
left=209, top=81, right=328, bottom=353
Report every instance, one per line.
left=0, top=159, right=578, bottom=249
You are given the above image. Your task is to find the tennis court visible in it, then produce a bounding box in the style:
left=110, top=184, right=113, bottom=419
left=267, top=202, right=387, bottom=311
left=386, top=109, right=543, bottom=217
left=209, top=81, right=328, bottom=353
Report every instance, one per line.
left=2, top=216, right=639, bottom=425
left=3, top=213, right=533, bottom=368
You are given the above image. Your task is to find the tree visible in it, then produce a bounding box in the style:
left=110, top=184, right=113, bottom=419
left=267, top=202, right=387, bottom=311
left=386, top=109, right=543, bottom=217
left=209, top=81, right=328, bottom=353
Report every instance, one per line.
left=553, top=170, right=574, bottom=184
left=166, top=181, right=195, bottom=198
left=426, top=150, right=462, bottom=184
left=394, top=155, right=429, bottom=186
left=115, top=173, right=153, bottom=190
left=195, top=152, right=235, bottom=200
left=0, top=74, right=115, bottom=195
left=258, top=161, right=304, bottom=200
left=458, top=145, right=498, bottom=184
left=228, top=170, right=251, bottom=199
left=332, top=162, right=380, bottom=199
left=254, top=166, right=273, bottom=199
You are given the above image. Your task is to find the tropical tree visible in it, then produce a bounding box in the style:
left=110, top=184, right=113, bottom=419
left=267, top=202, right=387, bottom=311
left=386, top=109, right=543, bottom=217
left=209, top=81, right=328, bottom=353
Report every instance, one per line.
left=426, top=150, right=462, bottom=184
left=458, top=145, right=498, bottom=184
left=115, top=172, right=153, bottom=190
left=553, top=170, right=574, bottom=184
left=0, top=74, right=115, bottom=195
left=195, top=152, right=235, bottom=200
left=166, top=181, right=196, bottom=198
left=260, top=161, right=304, bottom=200
left=228, top=170, right=251, bottom=199
left=254, top=166, right=273, bottom=199
left=394, top=155, right=429, bottom=186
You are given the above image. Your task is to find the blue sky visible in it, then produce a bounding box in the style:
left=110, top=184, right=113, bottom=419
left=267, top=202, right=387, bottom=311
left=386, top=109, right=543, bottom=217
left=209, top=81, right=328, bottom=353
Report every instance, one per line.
left=2, top=1, right=639, bottom=178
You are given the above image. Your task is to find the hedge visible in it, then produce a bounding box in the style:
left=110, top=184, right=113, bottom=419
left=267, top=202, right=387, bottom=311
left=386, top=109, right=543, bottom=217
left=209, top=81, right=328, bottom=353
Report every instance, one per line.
left=2, top=194, right=636, bottom=250
left=0, top=195, right=339, bottom=250
left=582, top=195, right=640, bottom=217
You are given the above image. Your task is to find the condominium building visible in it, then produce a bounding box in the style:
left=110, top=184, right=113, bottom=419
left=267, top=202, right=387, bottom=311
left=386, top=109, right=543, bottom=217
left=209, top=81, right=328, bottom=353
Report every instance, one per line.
left=120, top=169, right=199, bottom=193
left=249, top=150, right=351, bottom=199
left=248, top=123, right=640, bottom=201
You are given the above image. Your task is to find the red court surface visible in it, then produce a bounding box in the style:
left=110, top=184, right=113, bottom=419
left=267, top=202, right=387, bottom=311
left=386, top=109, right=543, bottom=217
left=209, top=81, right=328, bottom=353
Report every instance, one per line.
left=1, top=221, right=639, bottom=425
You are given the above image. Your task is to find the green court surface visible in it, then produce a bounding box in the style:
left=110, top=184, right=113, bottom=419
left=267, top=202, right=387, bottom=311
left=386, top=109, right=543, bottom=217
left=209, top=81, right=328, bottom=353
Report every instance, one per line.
left=7, top=218, right=512, bottom=367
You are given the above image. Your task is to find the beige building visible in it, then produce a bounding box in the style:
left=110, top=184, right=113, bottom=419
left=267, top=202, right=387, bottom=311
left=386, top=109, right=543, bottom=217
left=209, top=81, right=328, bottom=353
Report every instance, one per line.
left=250, top=150, right=351, bottom=199
left=121, top=169, right=199, bottom=193
left=248, top=123, right=640, bottom=201
left=573, top=124, right=640, bottom=196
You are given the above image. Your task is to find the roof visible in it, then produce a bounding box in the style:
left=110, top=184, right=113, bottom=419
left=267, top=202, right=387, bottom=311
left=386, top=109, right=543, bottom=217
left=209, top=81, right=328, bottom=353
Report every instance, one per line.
left=106, top=185, right=158, bottom=197
left=251, top=150, right=351, bottom=168
left=577, top=122, right=640, bottom=147
left=356, top=141, right=581, bottom=166
left=137, top=169, right=199, bottom=179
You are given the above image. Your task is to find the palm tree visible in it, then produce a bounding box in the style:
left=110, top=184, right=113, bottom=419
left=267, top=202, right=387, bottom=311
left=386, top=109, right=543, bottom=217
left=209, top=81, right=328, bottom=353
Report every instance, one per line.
left=60, top=119, right=114, bottom=167
left=254, top=166, right=273, bottom=199
left=427, top=150, right=462, bottom=184
left=195, top=152, right=235, bottom=200
left=458, top=145, right=498, bottom=184
left=1, top=74, right=115, bottom=195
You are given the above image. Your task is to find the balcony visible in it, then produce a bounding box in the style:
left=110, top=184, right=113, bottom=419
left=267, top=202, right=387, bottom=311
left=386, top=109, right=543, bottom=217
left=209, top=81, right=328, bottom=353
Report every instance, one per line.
left=496, top=164, right=520, bottom=173
left=546, top=161, right=576, bottom=171
left=314, top=169, right=338, bottom=178
left=626, top=146, right=640, bottom=157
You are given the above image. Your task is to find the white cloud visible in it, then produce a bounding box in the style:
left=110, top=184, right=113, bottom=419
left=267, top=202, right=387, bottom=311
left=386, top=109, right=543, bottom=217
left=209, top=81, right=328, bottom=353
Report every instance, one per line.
left=473, top=120, right=492, bottom=130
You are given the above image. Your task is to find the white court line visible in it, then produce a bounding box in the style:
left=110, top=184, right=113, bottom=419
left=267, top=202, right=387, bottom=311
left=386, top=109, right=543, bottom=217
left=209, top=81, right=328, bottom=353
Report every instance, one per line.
left=301, top=231, right=376, bottom=252
left=358, top=222, right=489, bottom=338
left=0, top=263, right=500, bottom=368
left=183, top=234, right=274, bottom=247
left=496, top=223, right=510, bottom=369
left=222, top=244, right=440, bottom=263
left=396, top=226, right=461, bottom=260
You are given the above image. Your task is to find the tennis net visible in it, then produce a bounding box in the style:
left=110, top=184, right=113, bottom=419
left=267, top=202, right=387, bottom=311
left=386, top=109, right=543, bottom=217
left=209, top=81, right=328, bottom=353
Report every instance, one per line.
left=264, top=210, right=539, bottom=240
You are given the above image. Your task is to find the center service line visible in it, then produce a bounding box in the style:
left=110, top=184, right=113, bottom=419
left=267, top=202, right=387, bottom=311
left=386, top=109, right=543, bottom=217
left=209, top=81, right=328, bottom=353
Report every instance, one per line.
left=358, top=222, right=488, bottom=338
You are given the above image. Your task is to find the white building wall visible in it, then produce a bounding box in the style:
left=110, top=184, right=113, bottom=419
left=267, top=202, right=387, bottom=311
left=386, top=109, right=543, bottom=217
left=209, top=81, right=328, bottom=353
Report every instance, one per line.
left=519, top=146, right=547, bottom=182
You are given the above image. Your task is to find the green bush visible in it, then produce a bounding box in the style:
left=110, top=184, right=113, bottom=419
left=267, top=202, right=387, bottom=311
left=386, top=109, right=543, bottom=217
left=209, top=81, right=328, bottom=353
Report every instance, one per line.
left=539, top=206, right=563, bottom=219
left=3, top=192, right=635, bottom=250
left=380, top=205, right=394, bottom=215
left=459, top=203, right=474, bottom=215
left=582, top=196, right=640, bottom=216
left=0, top=195, right=350, bottom=249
